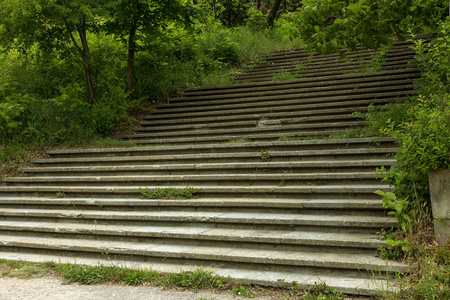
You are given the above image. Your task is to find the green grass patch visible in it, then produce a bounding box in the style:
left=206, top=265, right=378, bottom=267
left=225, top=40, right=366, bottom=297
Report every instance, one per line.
left=272, top=69, right=304, bottom=81
left=139, top=186, right=201, bottom=200
left=226, top=137, right=254, bottom=143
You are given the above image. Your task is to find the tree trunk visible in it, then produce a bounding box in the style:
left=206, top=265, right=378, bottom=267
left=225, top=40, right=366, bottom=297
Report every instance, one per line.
left=227, top=0, right=232, bottom=27
left=257, top=0, right=261, bottom=10
left=75, top=22, right=97, bottom=105
left=212, top=0, right=217, bottom=19
left=259, top=0, right=267, bottom=13
left=267, top=0, right=282, bottom=28
left=126, top=25, right=137, bottom=91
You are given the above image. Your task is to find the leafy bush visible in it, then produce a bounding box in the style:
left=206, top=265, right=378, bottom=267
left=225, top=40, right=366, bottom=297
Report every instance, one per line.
left=0, top=75, right=28, bottom=140
left=370, top=21, right=450, bottom=258
left=245, top=7, right=267, bottom=32
left=139, top=186, right=201, bottom=200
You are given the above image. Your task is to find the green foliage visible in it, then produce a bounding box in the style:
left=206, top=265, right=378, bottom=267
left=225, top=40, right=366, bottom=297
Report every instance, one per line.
left=375, top=21, right=450, bottom=225
left=245, top=7, right=267, bottom=32
left=272, top=69, right=303, bottom=81
left=384, top=247, right=450, bottom=300
left=232, top=285, right=256, bottom=297
left=260, top=150, right=271, bottom=161
left=378, top=229, right=406, bottom=260
left=375, top=190, right=412, bottom=232
left=287, top=0, right=449, bottom=56
left=139, top=186, right=201, bottom=200
left=303, top=282, right=346, bottom=300
left=0, top=75, right=29, bottom=141
left=0, top=5, right=300, bottom=152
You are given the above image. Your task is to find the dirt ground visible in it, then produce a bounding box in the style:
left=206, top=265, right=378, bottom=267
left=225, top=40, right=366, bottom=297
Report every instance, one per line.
left=0, top=276, right=267, bottom=300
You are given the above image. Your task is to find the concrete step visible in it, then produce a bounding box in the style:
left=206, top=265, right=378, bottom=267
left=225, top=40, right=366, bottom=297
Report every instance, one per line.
left=20, top=159, right=395, bottom=176
left=240, top=54, right=415, bottom=77
left=0, top=220, right=390, bottom=251
left=256, top=47, right=413, bottom=66
left=236, top=63, right=413, bottom=83
left=258, top=42, right=413, bottom=60
left=0, top=184, right=394, bottom=199
left=156, top=79, right=414, bottom=113
left=3, top=172, right=385, bottom=187
left=31, top=148, right=397, bottom=167
left=140, top=95, right=409, bottom=127
left=126, top=121, right=369, bottom=141
left=0, top=197, right=387, bottom=210
left=168, top=72, right=419, bottom=104
left=183, top=68, right=419, bottom=95
left=125, top=128, right=363, bottom=145
left=138, top=112, right=362, bottom=132
left=45, top=138, right=397, bottom=158
left=0, top=208, right=397, bottom=229
left=0, top=234, right=409, bottom=277
left=144, top=88, right=414, bottom=121
left=246, top=52, right=415, bottom=73
left=0, top=250, right=401, bottom=296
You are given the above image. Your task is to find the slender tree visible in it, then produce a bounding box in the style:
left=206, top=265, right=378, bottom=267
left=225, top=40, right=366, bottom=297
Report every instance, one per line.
left=267, top=0, right=282, bottom=28
left=104, top=0, right=195, bottom=90
left=0, top=0, right=104, bottom=105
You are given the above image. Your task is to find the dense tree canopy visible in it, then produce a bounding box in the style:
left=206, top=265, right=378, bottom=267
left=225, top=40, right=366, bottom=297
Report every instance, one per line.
left=287, top=0, right=449, bottom=55
left=0, top=0, right=449, bottom=147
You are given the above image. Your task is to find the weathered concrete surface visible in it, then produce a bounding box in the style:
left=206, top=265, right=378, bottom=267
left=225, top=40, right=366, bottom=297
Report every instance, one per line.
left=429, top=169, right=450, bottom=246
left=0, top=277, right=251, bottom=300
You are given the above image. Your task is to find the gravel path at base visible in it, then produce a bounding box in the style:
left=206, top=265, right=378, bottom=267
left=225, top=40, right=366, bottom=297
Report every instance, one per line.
left=0, top=277, right=271, bottom=300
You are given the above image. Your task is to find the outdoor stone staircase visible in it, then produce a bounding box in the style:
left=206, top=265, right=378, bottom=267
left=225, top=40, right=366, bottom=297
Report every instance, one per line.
left=0, top=41, right=419, bottom=296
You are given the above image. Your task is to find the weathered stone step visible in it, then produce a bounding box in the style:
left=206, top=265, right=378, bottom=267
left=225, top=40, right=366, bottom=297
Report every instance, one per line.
left=145, top=89, right=414, bottom=121
left=21, top=160, right=395, bottom=176
left=31, top=148, right=397, bottom=167
left=0, top=234, right=409, bottom=274
left=237, top=63, right=413, bottom=82
left=258, top=42, right=413, bottom=60
left=0, top=221, right=387, bottom=250
left=141, top=95, right=408, bottom=127
left=129, top=130, right=349, bottom=145
left=183, top=68, right=418, bottom=94
left=0, top=208, right=397, bottom=229
left=242, top=53, right=415, bottom=76
left=260, top=40, right=413, bottom=56
left=167, top=72, right=419, bottom=105
left=247, top=52, right=415, bottom=73
left=257, top=47, right=413, bottom=65
left=126, top=121, right=368, bottom=141
left=45, top=137, right=397, bottom=158
left=157, top=80, right=414, bottom=113
left=0, top=184, right=394, bottom=199
left=138, top=112, right=360, bottom=132
left=3, top=172, right=385, bottom=187
left=0, top=197, right=386, bottom=210
left=0, top=251, right=400, bottom=296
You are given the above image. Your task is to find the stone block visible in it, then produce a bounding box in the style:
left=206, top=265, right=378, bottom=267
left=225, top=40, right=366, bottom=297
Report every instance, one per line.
left=429, top=169, right=450, bottom=246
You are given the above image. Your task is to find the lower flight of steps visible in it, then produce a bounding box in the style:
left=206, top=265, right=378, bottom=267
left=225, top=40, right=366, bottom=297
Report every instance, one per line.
left=0, top=42, right=417, bottom=296
left=0, top=138, right=408, bottom=295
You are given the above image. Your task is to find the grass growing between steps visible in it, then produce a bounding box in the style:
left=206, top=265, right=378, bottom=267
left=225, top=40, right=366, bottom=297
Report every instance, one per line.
left=0, top=138, right=138, bottom=182
left=376, top=246, right=450, bottom=300
left=139, top=186, right=201, bottom=200
left=0, top=259, right=350, bottom=299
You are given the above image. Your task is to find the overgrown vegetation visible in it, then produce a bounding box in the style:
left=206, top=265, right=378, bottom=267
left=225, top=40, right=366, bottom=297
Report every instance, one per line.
left=0, top=1, right=302, bottom=170
left=139, top=186, right=201, bottom=199
left=0, top=259, right=351, bottom=299
left=367, top=21, right=450, bottom=257
left=355, top=19, right=450, bottom=300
